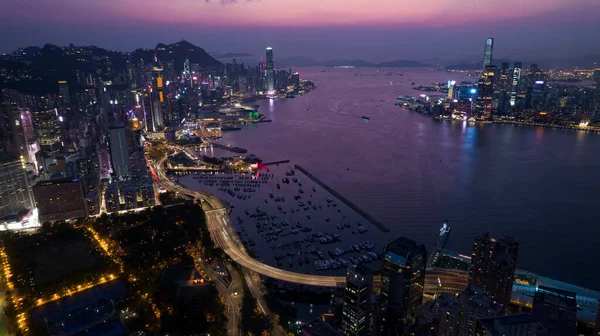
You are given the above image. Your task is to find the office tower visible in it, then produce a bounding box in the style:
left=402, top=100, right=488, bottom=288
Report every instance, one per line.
left=33, top=108, right=62, bottom=150
left=468, top=233, right=518, bottom=310
left=510, top=62, right=523, bottom=107
left=152, top=65, right=167, bottom=126
left=302, top=318, right=342, bottom=336
left=342, top=265, right=373, bottom=336
left=531, top=286, right=576, bottom=336
left=266, top=47, right=275, bottom=93
left=58, top=80, right=70, bottom=105
left=0, top=154, right=34, bottom=218
left=108, top=123, right=130, bottom=180
left=483, top=38, right=494, bottom=68
left=378, top=237, right=427, bottom=334
left=477, top=314, right=547, bottom=336
left=496, top=63, right=512, bottom=116
left=33, top=178, right=88, bottom=223
left=476, top=66, right=497, bottom=119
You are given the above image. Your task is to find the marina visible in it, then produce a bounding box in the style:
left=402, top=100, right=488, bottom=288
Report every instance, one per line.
left=177, top=163, right=384, bottom=275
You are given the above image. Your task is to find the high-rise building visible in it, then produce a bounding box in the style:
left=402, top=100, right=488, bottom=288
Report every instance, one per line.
left=108, top=123, right=130, bottom=180
left=152, top=65, right=167, bottom=127
left=510, top=62, right=523, bottom=107
left=476, top=66, right=497, bottom=119
left=266, top=47, right=275, bottom=93
left=468, top=233, right=518, bottom=310
left=33, top=108, right=62, bottom=150
left=483, top=38, right=494, bottom=69
left=58, top=80, right=70, bottom=106
left=0, top=154, right=34, bottom=218
left=496, top=63, right=512, bottom=116
left=436, top=285, right=503, bottom=336
left=531, top=286, right=577, bottom=336
left=477, top=314, right=547, bottom=336
left=32, top=178, right=88, bottom=223
left=342, top=265, right=373, bottom=336
left=378, top=236, right=427, bottom=334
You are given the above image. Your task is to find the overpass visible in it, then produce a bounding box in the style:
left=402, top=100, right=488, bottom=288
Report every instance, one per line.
left=154, top=154, right=471, bottom=289
left=153, top=152, right=600, bottom=324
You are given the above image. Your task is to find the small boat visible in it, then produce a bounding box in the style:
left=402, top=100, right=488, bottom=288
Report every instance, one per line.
left=361, top=114, right=370, bottom=120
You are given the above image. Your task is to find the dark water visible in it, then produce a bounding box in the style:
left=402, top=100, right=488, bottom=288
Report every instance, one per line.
left=217, top=67, right=600, bottom=291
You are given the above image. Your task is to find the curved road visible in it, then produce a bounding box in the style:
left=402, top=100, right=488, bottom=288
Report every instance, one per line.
left=156, top=154, right=469, bottom=291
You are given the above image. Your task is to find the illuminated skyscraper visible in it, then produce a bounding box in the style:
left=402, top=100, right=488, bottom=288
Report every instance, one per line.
left=58, top=80, right=70, bottom=105
left=476, top=66, right=497, bottom=119
left=510, top=62, right=523, bottom=107
left=152, top=65, right=166, bottom=128
left=377, top=237, right=426, bottom=335
left=266, top=47, right=274, bottom=93
left=342, top=265, right=372, bottom=336
left=468, top=233, right=518, bottom=311
left=0, top=153, right=34, bottom=218
left=33, top=108, right=62, bottom=150
left=483, top=38, right=494, bottom=69
left=108, top=123, right=130, bottom=180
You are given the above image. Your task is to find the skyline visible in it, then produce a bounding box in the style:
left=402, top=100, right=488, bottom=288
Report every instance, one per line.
left=2, top=0, right=600, bottom=63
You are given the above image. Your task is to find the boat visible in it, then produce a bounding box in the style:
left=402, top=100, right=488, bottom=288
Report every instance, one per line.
left=437, top=220, right=451, bottom=250
left=361, top=114, right=370, bottom=120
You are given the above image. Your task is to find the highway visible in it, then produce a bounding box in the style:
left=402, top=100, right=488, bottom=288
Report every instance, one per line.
left=155, top=153, right=472, bottom=292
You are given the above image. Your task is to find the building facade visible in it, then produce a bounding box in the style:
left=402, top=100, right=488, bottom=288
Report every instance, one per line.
left=0, top=154, right=34, bottom=218
left=33, top=178, right=88, bottom=223
left=378, top=236, right=427, bottom=335
left=342, top=265, right=373, bottom=336
left=531, top=286, right=577, bottom=336
left=468, top=233, right=519, bottom=310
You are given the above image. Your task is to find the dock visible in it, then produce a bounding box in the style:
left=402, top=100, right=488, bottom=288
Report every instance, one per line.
left=294, top=165, right=390, bottom=233
left=212, top=143, right=248, bottom=154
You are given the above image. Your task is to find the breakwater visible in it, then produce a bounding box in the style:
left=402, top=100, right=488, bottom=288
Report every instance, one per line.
left=294, top=164, right=390, bottom=233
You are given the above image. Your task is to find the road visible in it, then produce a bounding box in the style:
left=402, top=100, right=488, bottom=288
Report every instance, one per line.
left=242, top=270, right=287, bottom=336
left=155, top=153, right=471, bottom=293
left=195, top=258, right=242, bottom=336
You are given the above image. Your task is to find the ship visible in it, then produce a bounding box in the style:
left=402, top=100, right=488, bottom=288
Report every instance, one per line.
left=437, top=220, right=451, bottom=250
left=361, top=114, right=370, bottom=120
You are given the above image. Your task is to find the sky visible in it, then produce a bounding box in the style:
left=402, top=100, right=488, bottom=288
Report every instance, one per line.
left=2, top=0, right=600, bottom=63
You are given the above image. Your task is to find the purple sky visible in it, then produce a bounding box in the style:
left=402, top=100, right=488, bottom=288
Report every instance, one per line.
left=2, top=0, right=600, bottom=62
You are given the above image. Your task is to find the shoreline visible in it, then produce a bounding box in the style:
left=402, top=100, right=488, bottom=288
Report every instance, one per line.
left=403, top=108, right=600, bottom=133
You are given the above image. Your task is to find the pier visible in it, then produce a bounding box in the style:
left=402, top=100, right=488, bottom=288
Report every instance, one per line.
left=212, top=143, right=248, bottom=154
left=294, top=164, right=390, bottom=233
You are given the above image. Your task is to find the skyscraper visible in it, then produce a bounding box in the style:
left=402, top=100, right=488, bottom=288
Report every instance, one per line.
left=58, top=80, right=70, bottom=106
left=476, top=66, right=497, bottom=119
left=483, top=38, right=494, bottom=68
left=342, top=265, right=373, bottom=336
left=33, top=108, right=62, bottom=150
left=378, top=236, right=427, bottom=334
left=108, top=123, right=130, bottom=180
left=0, top=153, right=34, bottom=218
left=531, top=286, right=577, bottom=336
left=510, top=62, right=523, bottom=107
left=468, top=233, right=518, bottom=310
left=266, top=47, right=275, bottom=93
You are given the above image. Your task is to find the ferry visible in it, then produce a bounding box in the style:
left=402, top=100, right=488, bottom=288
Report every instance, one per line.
left=437, top=220, right=451, bottom=249
left=361, top=114, right=370, bottom=120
